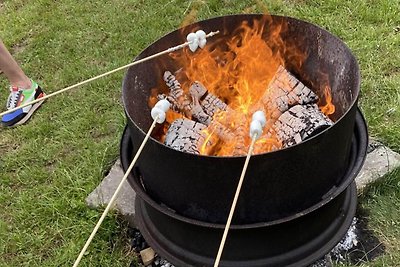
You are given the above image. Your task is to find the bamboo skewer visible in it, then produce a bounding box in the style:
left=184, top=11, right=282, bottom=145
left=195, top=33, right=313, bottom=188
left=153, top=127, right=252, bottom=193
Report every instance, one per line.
left=213, top=111, right=266, bottom=267
left=72, top=117, right=158, bottom=267
left=73, top=97, right=170, bottom=267
left=0, top=31, right=219, bottom=118
left=213, top=134, right=257, bottom=267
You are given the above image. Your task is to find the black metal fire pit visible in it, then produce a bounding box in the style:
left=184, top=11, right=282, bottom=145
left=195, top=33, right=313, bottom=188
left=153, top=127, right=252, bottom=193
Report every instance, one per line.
left=122, top=14, right=361, bottom=224
left=120, top=108, right=368, bottom=267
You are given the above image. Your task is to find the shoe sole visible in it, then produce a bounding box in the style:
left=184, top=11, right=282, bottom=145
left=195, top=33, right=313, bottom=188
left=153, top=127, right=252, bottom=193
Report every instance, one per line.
left=12, top=96, right=46, bottom=127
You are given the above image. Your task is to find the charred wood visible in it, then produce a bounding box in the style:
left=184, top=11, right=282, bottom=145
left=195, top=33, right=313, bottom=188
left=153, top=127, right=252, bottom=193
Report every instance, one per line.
left=163, top=71, right=214, bottom=125
left=163, top=71, right=193, bottom=118
left=189, top=81, right=228, bottom=117
left=253, top=65, right=318, bottom=120
left=164, top=118, right=207, bottom=154
left=273, top=104, right=333, bottom=148
left=207, top=120, right=236, bottom=143
left=232, top=121, right=247, bottom=156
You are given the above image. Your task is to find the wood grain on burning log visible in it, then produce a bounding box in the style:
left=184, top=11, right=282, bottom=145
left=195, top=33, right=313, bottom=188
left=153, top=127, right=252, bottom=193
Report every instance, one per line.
left=253, top=65, right=318, bottom=120
left=164, top=117, right=239, bottom=155
left=163, top=71, right=213, bottom=125
left=207, top=120, right=236, bottom=143
left=189, top=81, right=228, bottom=117
left=189, top=81, right=248, bottom=154
left=162, top=72, right=240, bottom=150
left=164, top=118, right=207, bottom=154
left=163, top=71, right=192, bottom=118
left=273, top=104, right=333, bottom=148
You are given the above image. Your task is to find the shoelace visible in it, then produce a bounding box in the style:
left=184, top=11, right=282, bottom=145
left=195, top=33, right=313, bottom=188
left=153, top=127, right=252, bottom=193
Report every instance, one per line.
left=7, top=89, right=21, bottom=110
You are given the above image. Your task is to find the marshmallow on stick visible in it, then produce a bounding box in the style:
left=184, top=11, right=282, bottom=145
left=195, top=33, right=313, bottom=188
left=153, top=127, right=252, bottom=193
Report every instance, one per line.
left=213, top=110, right=266, bottom=267
left=151, top=99, right=171, bottom=123
left=250, top=110, right=266, bottom=140
left=73, top=99, right=170, bottom=267
left=187, top=30, right=208, bottom=52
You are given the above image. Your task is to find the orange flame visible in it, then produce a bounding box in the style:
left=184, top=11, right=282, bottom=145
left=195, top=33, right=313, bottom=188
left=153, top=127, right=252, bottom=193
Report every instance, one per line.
left=157, top=16, right=334, bottom=156
left=320, top=85, right=335, bottom=116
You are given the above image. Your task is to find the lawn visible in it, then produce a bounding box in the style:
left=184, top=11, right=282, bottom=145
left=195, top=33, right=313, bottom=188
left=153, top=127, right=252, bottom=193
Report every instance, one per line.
left=0, top=0, right=399, bottom=266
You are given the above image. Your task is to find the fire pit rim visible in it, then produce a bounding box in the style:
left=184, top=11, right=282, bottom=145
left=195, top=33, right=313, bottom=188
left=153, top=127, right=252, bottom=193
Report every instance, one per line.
left=122, top=13, right=361, bottom=159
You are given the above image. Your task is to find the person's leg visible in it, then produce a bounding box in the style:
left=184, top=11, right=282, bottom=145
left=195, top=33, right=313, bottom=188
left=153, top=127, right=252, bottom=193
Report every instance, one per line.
left=0, top=39, right=45, bottom=127
left=0, top=39, right=32, bottom=89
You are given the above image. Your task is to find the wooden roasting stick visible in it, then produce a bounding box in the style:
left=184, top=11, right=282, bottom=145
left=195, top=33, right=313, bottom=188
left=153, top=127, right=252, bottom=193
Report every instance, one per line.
left=0, top=30, right=219, bottom=118
left=213, top=111, right=267, bottom=267
left=72, top=29, right=219, bottom=267
left=72, top=100, right=170, bottom=267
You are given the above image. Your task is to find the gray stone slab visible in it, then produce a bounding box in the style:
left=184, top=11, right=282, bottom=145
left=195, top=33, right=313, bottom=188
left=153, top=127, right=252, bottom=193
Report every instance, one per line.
left=355, top=140, right=400, bottom=192
left=86, top=159, right=136, bottom=225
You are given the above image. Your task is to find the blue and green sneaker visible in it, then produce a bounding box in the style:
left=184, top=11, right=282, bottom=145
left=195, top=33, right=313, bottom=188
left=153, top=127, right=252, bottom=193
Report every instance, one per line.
left=1, top=80, right=46, bottom=127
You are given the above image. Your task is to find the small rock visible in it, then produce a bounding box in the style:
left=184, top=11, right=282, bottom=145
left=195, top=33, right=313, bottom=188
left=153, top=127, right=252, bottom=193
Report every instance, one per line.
left=140, top=247, right=156, bottom=266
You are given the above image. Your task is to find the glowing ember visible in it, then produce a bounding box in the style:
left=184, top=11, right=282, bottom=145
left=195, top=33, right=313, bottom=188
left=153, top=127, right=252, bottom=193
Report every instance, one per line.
left=152, top=17, right=336, bottom=156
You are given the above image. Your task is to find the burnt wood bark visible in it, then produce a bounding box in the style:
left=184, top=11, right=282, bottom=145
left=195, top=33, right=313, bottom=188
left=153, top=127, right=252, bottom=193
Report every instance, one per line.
left=163, top=71, right=193, bottom=118
left=164, top=118, right=207, bottom=154
left=163, top=71, right=214, bottom=125
left=273, top=104, right=333, bottom=148
left=162, top=72, right=240, bottom=151
left=189, top=81, right=228, bottom=118
left=253, top=65, right=318, bottom=120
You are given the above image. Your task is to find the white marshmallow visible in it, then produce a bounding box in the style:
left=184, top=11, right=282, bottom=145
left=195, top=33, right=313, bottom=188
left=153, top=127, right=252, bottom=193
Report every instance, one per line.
left=195, top=30, right=207, bottom=48
left=187, top=30, right=207, bottom=52
left=198, top=38, right=207, bottom=49
left=154, top=99, right=171, bottom=112
left=195, top=30, right=206, bottom=39
left=252, top=110, right=267, bottom=127
left=188, top=41, right=199, bottom=52
left=187, top=32, right=197, bottom=42
left=249, top=120, right=263, bottom=139
left=151, top=107, right=166, bottom=123
left=187, top=32, right=199, bottom=52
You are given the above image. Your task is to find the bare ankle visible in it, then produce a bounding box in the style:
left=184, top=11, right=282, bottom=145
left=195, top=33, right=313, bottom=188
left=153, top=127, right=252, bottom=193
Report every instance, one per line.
left=11, top=78, right=32, bottom=89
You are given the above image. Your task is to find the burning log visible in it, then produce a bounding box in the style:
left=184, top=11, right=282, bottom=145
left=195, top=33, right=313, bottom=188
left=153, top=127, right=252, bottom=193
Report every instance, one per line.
left=163, top=71, right=214, bottom=125
left=164, top=117, right=239, bottom=155
left=161, top=66, right=330, bottom=156
left=163, top=71, right=192, bottom=118
left=206, top=120, right=236, bottom=143
left=232, top=121, right=247, bottom=156
left=253, top=65, right=318, bottom=120
left=162, top=71, right=241, bottom=151
left=273, top=104, right=333, bottom=148
left=164, top=118, right=207, bottom=154
left=189, top=81, right=229, bottom=117
left=188, top=81, right=250, bottom=154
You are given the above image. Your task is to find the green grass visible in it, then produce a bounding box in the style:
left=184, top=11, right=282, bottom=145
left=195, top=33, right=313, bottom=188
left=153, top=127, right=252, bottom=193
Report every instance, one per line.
left=0, top=0, right=399, bottom=266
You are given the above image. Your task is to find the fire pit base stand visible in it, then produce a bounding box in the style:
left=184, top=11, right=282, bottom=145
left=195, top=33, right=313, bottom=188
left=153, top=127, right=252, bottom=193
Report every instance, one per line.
left=134, top=179, right=356, bottom=267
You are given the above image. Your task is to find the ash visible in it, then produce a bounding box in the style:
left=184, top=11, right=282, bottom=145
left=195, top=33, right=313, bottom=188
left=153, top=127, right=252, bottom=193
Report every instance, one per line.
left=152, top=257, right=175, bottom=267
left=331, top=218, right=358, bottom=260
left=310, top=217, right=358, bottom=267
